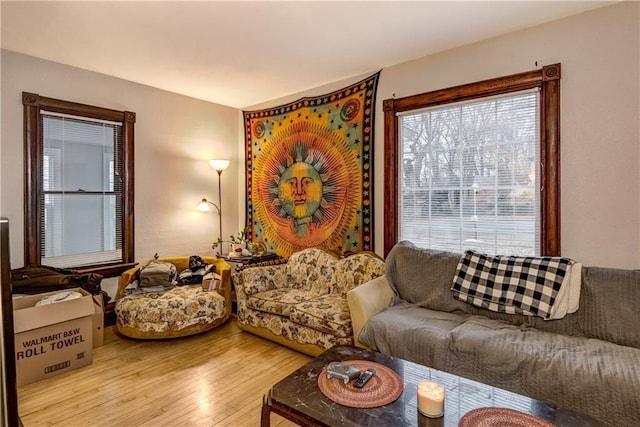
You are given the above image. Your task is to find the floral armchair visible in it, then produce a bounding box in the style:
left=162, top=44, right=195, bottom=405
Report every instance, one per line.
left=235, top=248, right=385, bottom=356
left=114, top=256, right=231, bottom=339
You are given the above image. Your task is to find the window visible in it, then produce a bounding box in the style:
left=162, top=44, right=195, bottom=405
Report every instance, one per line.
left=383, top=64, right=561, bottom=257
left=23, top=92, right=136, bottom=277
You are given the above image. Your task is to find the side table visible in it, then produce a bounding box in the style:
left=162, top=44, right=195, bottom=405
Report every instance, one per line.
left=220, top=253, right=281, bottom=270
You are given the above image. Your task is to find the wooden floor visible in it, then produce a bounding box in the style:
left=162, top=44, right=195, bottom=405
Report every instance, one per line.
left=18, top=319, right=311, bottom=426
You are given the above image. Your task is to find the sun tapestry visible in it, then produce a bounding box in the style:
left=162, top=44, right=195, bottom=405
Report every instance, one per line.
left=243, top=72, right=380, bottom=258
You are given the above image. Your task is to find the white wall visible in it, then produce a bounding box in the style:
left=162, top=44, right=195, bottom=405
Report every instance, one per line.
left=248, top=1, right=640, bottom=268
left=2, top=2, right=638, bottom=276
left=0, top=51, right=243, bottom=293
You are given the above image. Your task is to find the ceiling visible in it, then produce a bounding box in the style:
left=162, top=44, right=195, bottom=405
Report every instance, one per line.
left=1, top=1, right=612, bottom=109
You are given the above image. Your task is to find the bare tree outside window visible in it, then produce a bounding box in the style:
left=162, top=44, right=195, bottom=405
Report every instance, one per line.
left=383, top=64, right=561, bottom=257
left=399, top=91, right=539, bottom=255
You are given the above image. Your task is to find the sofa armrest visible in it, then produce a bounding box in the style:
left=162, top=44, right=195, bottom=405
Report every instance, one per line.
left=346, top=275, right=395, bottom=348
left=211, top=259, right=232, bottom=303
left=116, top=264, right=142, bottom=300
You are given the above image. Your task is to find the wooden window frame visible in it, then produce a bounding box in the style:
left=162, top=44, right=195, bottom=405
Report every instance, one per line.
left=23, top=92, right=136, bottom=277
left=383, top=64, right=561, bottom=257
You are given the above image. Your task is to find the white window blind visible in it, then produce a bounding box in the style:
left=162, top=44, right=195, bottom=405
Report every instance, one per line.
left=398, top=89, right=540, bottom=256
left=40, top=112, right=123, bottom=268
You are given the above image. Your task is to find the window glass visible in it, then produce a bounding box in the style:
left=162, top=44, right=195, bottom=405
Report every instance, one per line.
left=41, top=113, right=123, bottom=267
left=398, top=91, right=540, bottom=256
left=23, top=92, right=135, bottom=277
left=383, top=64, right=561, bottom=257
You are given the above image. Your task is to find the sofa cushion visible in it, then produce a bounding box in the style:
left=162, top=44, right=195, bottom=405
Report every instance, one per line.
left=286, top=248, right=338, bottom=294
left=332, top=252, right=386, bottom=296
left=290, top=294, right=352, bottom=338
left=386, top=241, right=472, bottom=311
left=577, top=266, right=640, bottom=349
left=359, top=304, right=470, bottom=366
left=447, top=315, right=640, bottom=424
left=247, top=289, right=321, bottom=316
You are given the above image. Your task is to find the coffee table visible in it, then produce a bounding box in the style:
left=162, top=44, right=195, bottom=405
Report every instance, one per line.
left=261, top=345, right=599, bottom=427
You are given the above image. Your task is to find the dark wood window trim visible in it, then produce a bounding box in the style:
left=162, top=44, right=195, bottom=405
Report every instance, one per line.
left=383, top=64, right=561, bottom=257
left=22, top=92, right=136, bottom=277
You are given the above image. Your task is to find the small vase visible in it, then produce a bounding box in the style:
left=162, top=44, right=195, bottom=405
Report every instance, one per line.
left=231, top=242, right=246, bottom=251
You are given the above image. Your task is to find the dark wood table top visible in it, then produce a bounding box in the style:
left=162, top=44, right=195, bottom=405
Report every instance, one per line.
left=221, top=253, right=281, bottom=265
left=264, top=345, right=600, bottom=427
left=221, top=253, right=282, bottom=280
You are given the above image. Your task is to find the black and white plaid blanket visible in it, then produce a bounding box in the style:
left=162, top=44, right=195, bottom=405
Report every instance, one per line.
left=451, top=250, right=574, bottom=319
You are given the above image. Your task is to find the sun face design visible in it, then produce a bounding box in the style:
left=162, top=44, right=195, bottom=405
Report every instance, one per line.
left=277, top=155, right=324, bottom=223
left=253, top=121, right=360, bottom=256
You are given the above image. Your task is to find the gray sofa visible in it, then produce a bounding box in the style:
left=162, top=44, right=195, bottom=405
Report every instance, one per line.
left=347, top=241, right=640, bottom=426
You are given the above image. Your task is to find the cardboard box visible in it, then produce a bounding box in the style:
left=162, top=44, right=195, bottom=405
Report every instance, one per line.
left=13, top=288, right=94, bottom=386
left=92, top=294, right=104, bottom=348
left=201, top=272, right=221, bottom=292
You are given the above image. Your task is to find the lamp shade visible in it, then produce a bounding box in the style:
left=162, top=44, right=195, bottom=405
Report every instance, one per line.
left=209, top=159, right=230, bottom=172
left=197, top=198, right=220, bottom=214
left=197, top=198, right=211, bottom=212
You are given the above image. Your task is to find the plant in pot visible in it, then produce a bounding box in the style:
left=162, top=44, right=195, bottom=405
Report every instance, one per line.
left=212, top=227, right=252, bottom=257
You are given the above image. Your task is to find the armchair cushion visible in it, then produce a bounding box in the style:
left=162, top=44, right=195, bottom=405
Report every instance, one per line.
left=115, top=285, right=226, bottom=334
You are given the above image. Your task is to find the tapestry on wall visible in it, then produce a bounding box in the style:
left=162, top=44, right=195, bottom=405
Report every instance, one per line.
left=243, top=71, right=380, bottom=258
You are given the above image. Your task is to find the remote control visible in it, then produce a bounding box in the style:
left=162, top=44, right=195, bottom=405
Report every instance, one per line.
left=353, top=368, right=376, bottom=388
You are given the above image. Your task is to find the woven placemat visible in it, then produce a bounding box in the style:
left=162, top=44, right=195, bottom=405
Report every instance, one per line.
left=459, top=407, right=555, bottom=427
left=317, top=360, right=403, bottom=408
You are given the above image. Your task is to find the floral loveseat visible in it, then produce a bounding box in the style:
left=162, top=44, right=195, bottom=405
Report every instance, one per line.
left=235, top=248, right=385, bottom=356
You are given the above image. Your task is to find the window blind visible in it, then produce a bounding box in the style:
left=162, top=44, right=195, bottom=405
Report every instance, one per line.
left=40, top=112, right=124, bottom=268
left=398, top=89, right=540, bottom=256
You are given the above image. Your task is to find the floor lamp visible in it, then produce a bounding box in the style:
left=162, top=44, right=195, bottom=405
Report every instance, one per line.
left=198, top=159, right=230, bottom=256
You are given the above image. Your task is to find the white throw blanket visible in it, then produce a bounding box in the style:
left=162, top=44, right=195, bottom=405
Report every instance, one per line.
left=451, top=250, right=581, bottom=320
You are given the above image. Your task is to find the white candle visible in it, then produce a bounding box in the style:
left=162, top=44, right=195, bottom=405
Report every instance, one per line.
left=417, top=381, right=445, bottom=418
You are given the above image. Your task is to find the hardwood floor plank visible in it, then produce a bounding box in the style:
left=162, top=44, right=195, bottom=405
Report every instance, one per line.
left=18, top=319, right=310, bottom=426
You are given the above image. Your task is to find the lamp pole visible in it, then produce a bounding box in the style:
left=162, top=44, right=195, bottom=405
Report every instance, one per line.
left=216, top=169, right=223, bottom=256
left=209, top=159, right=230, bottom=256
